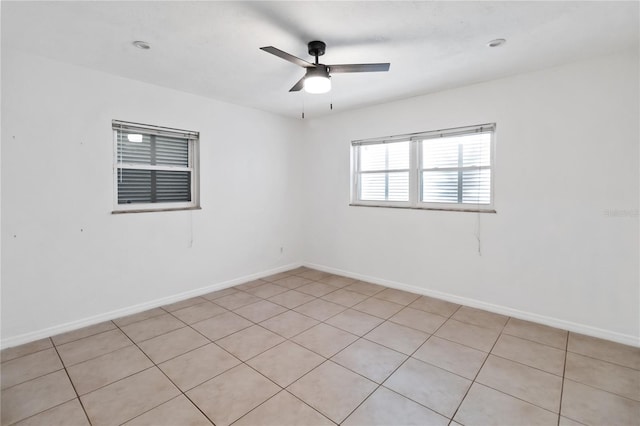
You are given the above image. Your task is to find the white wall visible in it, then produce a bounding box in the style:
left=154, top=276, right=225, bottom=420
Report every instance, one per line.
left=302, top=50, right=639, bottom=344
left=2, top=48, right=638, bottom=347
left=1, top=50, right=304, bottom=344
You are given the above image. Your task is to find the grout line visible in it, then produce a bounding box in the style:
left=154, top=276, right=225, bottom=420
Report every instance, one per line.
left=1, top=343, right=57, bottom=365
left=50, top=341, right=93, bottom=426
left=557, top=335, right=570, bottom=426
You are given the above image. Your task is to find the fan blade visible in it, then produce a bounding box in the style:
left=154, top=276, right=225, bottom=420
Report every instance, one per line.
left=328, top=63, right=390, bottom=73
left=289, top=76, right=305, bottom=92
left=260, top=46, right=316, bottom=68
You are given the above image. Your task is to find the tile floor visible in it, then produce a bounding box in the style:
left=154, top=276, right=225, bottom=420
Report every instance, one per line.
left=1, top=267, right=639, bottom=425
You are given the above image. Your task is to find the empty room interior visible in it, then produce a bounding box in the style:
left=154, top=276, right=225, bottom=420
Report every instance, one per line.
left=1, top=1, right=639, bottom=425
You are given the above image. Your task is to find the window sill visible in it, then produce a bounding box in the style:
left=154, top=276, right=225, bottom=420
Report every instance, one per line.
left=349, top=204, right=496, bottom=213
left=112, top=206, right=202, bottom=214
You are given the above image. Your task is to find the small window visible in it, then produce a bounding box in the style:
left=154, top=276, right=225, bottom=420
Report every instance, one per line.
left=113, top=120, right=199, bottom=213
left=351, top=124, right=495, bottom=212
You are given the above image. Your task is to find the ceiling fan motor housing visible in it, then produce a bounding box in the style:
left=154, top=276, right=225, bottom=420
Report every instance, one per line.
left=308, top=40, right=326, bottom=58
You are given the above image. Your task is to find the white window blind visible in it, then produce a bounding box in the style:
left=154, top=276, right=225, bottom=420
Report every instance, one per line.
left=351, top=124, right=495, bottom=211
left=420, top=132, right=492, bottom=205
left=358, top=141, right=410, bottom=202
left=113, top=120, right=199, bottom=212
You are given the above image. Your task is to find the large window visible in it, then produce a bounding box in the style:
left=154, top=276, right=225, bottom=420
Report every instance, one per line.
left=113, top=120, right=199, bottom=213
left=351, top=123, right=495, bottom=211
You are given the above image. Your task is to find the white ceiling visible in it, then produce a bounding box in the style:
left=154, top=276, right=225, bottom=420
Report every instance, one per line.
left=2, top=1, right=638, bottom=119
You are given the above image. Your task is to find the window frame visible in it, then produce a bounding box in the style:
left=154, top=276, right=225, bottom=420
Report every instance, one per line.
left=112, top=120, right=200, bottom=214
left=351, top=124, right=496, bottom=213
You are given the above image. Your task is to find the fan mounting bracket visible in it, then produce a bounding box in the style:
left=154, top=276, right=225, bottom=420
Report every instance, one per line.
left=308, top=41, right=326, bottom=58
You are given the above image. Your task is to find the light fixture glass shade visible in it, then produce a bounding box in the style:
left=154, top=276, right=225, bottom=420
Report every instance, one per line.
left=304, top=76, right=331, bottom=94
left=304, top=67, right=331, bottom=94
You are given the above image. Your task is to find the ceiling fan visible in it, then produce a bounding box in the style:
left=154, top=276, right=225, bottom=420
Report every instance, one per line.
left=260, top=41, right=390, bottom=94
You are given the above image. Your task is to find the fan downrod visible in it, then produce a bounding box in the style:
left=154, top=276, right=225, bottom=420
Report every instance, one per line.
left=308, top=41, right=326, bottom=64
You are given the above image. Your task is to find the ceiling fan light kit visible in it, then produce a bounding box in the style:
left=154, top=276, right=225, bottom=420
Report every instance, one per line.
left=303, top=66, right=331, bottom=94
left=260, top=40, right=390, bottom=95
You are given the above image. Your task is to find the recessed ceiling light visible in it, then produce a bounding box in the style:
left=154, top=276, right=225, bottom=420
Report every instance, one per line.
left=487, top=39, right=506, bottom=48
left=132, top=40, right=150, bottom=50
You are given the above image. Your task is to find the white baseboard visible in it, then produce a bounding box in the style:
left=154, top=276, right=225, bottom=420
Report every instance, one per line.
left=0, top=263, right=301, bottom=350
left=304, top=262, right=640, bottom=348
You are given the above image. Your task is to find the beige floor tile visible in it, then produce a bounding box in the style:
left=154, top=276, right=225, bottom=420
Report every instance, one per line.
left=248, top=341, right=324, bottom=387
left=51, top=321, right=116, bottom=346
left=492, top=334, right=566, bottom=376
left=267, top=289, right=315, bottom=309
left=273, top=276, right=314, bottom=289
left=434, top=319, right=499, bottom=352
left=113, top=307, right=166, bottom=327
left=259, top=310, right=319, bottom=339
left=352, top=298, right=404, bottom=319
left=297, top=282, right=339, bottom=297
left=294, top=299, right=346, bottom=321
left=318, top=275, right=357, bottom=288
left=413, top=336, right=487, bottom=380
left=234, top=300, right=288, bottom=323
left=343, top=386, right=448, bottom=426
left=561, top=379, right=640, bottom=426
left=384, top=357, right=471, bottom=418
left=214, top=291, right=262, bottom=310
left=81, top=367, right=179, bottom=426
left=138, top=326, right=209, bottom=364
left=123, top=395, right=212, bottom=426
left=216, top=325, right=284, bottom=361
left=332, top=339, right=407, bottom=383
left=454, top=383, right=558, bottom=426
left=234, top=390, right=335, bottom=426
left=1, top=338, right=53, bottom=363
left=409, top=295, right=460, bottom=317
left=321, top=289, right=369, bottom=307
left=292, top=323, right=358, bottom=358
left=288, top=361, right=377, bottom=424
left=120, top=314, right=186, bottom=343
left=56, top=329, right=132, bottom=366
left=1, top=370, right=77, bottom=425
left=325, top=309, right=384, bottom=336
left=374, top=288, right=420, bottom=305
left=296, top=269, right=331, bottom=281
left=187, top=364, right=280, bottom=426
left=476, top=355, right=562, bottom=412
left=159, top=343, right=240, bottom=391
left=1, top=348, right=63, bottom=390
left=389, top=307, right=447, bottom=334
left=261, top=271, right=295, bottom=282
left=565, top=352, right=640, bottom=401
left=568, top=333, right=640, bottom=370
left=67, top=345, right=153, bottom=395
left=201, top=287, right=238, bottom=301
left=234, top=279, right=267, bottom=291
left=161, top=296, right=208, bottom=312
left=503, top=318, right=568, bottom=349
left=451, top=306, right=508, bottom=331
left=364, top=321, right=429, bottom=355
left=191, top=311, right=252, bottom=341
left=245, top=282, right=289, bottom=299
left=170, top=302, right=227, bottom=324
left=344, top=281, right=386, bottom=296
left=14, top=399, right=89, bottom=426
